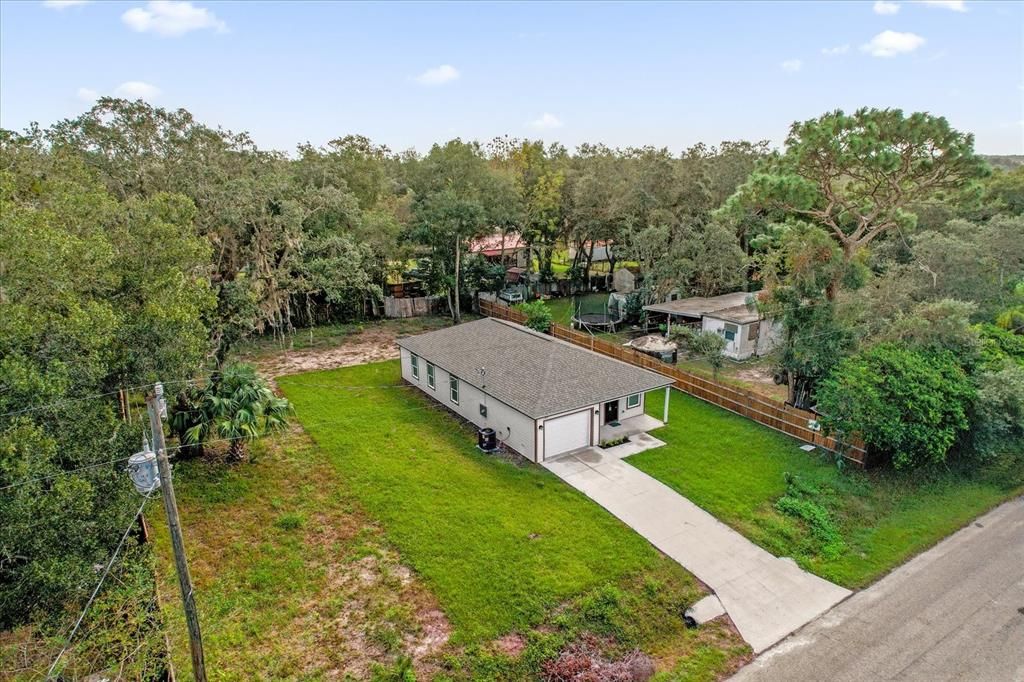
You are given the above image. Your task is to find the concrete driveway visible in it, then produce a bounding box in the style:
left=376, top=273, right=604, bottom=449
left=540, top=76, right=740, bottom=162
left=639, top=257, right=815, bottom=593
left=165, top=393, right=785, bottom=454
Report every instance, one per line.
left=544, top=447, right=850, bottom=653
left=730, top=497, right=1024, bottom=681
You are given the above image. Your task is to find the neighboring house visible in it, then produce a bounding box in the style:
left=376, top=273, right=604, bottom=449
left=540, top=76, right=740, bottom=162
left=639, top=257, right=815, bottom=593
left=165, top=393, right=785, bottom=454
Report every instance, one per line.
left=397, top=318, right=673, bottom=462
left=469, top=232, right=529, bottom=269
left=643, top=292, right=780, bottom=361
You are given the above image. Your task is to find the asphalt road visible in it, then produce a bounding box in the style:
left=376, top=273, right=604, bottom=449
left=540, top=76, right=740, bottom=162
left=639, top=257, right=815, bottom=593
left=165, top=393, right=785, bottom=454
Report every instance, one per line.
left=731, top=497, right=1024, bottom=682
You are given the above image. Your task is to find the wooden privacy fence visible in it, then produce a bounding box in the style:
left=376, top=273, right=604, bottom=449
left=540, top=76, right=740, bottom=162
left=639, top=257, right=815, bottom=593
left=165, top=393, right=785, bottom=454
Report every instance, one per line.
left=384, top=295, right=441, bottom=319
left=479, top=299, right=867, bottom=466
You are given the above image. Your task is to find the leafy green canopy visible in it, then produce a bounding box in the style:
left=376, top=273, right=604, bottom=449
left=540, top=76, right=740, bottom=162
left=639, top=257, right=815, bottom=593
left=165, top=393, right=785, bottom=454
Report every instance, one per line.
left=0, top=139, right=213, bottom=627
left=816, top=344, right=974, bottom=470
left=724, top=108, right=989, bottom=259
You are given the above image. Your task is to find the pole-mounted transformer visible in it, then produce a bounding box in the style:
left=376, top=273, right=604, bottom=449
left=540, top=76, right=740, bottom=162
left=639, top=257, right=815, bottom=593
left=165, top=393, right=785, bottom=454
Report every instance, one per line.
left=127, top=433, right=160, bottom=495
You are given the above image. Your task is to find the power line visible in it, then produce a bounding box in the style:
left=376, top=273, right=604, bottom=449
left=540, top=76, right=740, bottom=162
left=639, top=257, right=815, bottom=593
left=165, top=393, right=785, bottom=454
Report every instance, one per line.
left=0, top=378, right=200, bottom=419
left=0, top=455, right=134, bottom=491
left=0, top=394, right=456, bottom=492
left=46, top=491, right=155, bottom=680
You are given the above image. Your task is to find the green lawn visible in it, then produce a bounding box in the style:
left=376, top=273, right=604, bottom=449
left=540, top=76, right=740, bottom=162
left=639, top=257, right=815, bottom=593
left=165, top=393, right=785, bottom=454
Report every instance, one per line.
left=278, top=361, right=693, bottom=642
left=632, top=389, right=1024, bottom=587
left=541, top=293, right=616, bottom=328
left=274, top=361, right=748, bottom=678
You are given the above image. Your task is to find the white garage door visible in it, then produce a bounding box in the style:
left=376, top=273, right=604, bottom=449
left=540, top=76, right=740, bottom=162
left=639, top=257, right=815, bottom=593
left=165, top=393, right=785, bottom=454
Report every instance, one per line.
left=543, top=409, right=591, bottom=460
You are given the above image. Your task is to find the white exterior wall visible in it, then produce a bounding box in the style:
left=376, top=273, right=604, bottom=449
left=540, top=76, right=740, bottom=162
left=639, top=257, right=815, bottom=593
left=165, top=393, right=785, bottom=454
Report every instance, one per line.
left=400, top=348, right=537, bottom=460
left=599, top=393, right=646, bottom=425
left=536, top=404, right=599, bottom=462
left=400, top=348, right=656, bottom=462
left=704, top=315, right=774, bottom=358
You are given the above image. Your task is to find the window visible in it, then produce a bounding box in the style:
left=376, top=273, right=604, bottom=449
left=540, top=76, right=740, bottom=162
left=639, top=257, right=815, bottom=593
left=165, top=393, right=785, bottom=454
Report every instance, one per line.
left=427, top=363, right=435, bottom=389
left=723, top=324, right=738, bottom=342
left=748, top=322, right=760, bottom=341
left=626, top=393, right=641, bottom=409
left=449, top=376, right=459, bottom=404
left=411, top=354, right=420, bottom=380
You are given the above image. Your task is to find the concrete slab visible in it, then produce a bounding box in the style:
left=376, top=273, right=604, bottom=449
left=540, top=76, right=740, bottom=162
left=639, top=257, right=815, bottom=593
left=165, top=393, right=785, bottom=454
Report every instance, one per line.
left=598, top=433, right=666, bottom=459
left=687, top=594, right=727, bottom=624
left=543, top=447, right=850, bottom=653
left=600, top=413, right=664, bottom=441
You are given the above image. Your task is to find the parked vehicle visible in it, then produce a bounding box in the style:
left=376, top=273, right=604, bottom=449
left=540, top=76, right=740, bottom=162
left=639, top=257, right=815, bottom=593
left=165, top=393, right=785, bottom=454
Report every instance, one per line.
left=499, top=288, right=525, bottom=304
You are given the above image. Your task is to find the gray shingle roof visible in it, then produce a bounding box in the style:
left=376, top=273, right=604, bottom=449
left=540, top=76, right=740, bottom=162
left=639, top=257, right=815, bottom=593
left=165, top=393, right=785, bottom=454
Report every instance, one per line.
left=397, top=318, right=673, bottom=419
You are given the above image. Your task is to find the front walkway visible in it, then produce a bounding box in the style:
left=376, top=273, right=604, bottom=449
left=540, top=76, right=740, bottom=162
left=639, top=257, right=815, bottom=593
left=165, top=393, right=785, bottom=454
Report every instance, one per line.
left=544, top=447, right=850, bottom=653
left=600, top=413, right=663, bottom=442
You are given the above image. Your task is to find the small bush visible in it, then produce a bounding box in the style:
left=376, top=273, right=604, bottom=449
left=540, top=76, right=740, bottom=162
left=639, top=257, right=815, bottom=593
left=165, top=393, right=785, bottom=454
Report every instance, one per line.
left=518, top=300, right=553, bottom=333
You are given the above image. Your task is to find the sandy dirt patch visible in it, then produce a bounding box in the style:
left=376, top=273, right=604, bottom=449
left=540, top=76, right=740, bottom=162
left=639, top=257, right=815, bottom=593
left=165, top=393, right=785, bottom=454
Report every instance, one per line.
left=257, top=327, right=402, bottom=379
left=734, top=367, right=777, bottom=386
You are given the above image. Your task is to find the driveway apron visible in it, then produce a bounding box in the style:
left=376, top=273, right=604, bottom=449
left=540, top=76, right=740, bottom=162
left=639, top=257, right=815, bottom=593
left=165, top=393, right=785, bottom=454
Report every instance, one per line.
left=544, top=447, right=850, bottom=653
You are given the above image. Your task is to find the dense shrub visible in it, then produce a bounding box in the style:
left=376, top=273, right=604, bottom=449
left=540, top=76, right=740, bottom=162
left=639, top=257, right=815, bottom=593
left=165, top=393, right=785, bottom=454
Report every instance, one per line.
left=169, top=363, right=292, bottom=462
left=671, top=327, right=727, bottom=377
left=964, top=363, right=1024, bottom=460
left=518, top=300, right=553, bottom=333
left=815, top=344, right=974, bottom=469
left=978, top=323, right=1024, bottom=367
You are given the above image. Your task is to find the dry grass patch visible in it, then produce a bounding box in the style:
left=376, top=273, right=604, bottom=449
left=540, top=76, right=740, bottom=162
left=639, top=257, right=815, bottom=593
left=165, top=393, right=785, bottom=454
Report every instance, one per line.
left=150, top=426, right=454, bottom=680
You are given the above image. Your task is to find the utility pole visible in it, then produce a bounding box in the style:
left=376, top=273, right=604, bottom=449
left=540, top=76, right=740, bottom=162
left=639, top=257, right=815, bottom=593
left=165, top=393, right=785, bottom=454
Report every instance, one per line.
left=146, top=393, right=208, bottom=682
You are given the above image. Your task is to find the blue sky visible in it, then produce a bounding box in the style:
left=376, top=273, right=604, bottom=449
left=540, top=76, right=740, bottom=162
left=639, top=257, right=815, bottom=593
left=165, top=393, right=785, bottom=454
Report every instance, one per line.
left=2, top=1, right=1021, bottom=154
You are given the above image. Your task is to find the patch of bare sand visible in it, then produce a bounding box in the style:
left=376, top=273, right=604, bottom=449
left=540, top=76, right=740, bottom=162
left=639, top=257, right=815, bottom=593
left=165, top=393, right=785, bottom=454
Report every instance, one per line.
left=297, top=539, right=452, bottom=680
left=259, top=327, right=402, bottom=379
left=734, top=367, right=776, bottom=386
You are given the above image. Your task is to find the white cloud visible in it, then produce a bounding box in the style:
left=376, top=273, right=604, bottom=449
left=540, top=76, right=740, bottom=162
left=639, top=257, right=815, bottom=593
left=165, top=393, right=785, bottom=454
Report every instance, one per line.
left=916, top=0, right=967, bottom=11
left=861, top=30, right=926, bottom=57
left=42, top=0, right=92, bottom=8
left=114, top=81, right=161, bottom=99
left=780, top=59, right=803, bottom=72
left=528, top=113, right=564, bottom=130
left=873, top=1, right=901, bottom=15
left=76, top=87, right=99, bottom=101
left=822, top=44, right=850, bottom=56
left=122, top=1, right=227, bottom=37
left=414, top=64, right=460, bottom=86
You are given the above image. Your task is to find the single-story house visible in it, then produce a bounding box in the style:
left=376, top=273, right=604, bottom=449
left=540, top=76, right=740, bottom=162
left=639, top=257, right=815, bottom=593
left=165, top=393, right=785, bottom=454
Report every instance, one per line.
left=643, top=292, right=780, bottom=360
left=469, top=232, right=529, bottom=269
left=397, top=318, right=673, bottom=462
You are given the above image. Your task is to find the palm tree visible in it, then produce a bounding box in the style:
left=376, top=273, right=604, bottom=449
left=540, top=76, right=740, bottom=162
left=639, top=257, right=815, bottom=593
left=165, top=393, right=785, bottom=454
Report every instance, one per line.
left=174, top=363, right=292, bottom=462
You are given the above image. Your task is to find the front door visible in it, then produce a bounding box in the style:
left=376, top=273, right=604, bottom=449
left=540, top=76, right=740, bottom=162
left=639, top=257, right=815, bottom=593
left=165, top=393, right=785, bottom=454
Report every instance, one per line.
left=603, top=400, right=619, bottom=424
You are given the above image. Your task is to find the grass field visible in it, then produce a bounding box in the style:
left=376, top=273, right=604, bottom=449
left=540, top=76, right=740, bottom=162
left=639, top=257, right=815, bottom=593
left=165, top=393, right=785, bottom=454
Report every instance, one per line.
left=631, top=389, right=1024, bottom=588
left=153, top=360, right=750, bottom=679
left=282, top=362, right=658, bottom=643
